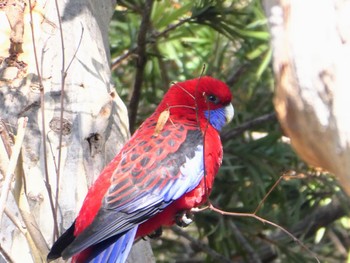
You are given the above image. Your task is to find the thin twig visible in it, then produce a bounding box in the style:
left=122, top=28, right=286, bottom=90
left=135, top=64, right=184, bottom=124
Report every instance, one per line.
left=0, top=119, right=13, bottom=158
left=28, top=0, right=59, bottom=240
left=14, top=152, right=50, bottom=260
left=111, top=17, right=192, bottom=71
left=128, top=0, right=154, bottom=133
left=253, top=174, right=284, bottom=214
left=196, top=172, right=320, bottom=262
left=0, top=120, right=13, bottom=179
left=54, top=0, right=66, bottom=240
left=206, top=203, right=320, bottom=263
left=65, top=25, right=84, bottom=73
left=221, top=112, right=276, bottom=141
left=111, top=47, right=137, bottom=71
left=0, top=117, right=27, bottom=224
left=4, top=207, right=26, bottom=235
left=0, top=243, right=14, bottom=263
left=194, top=66, right=211, bottom=201
left=171, top=82, right=196, bottom=101
left=5, top=203, right=47, bottom=262
left=43, top=24, right=84, bottom=239
left=234, top=198, right=347, bottom=262
left=195, top=65, right=206, bottom=126
left=171, top=226, right=231, bottom=263
left=153, top=17, right=192, bottom=40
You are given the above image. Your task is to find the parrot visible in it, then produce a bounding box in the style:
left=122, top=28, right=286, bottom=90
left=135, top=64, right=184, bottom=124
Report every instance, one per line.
left=47, top=76, right=234, bottom=263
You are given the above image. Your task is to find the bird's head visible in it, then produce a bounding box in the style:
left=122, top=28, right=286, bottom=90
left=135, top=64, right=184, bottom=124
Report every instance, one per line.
left=157, top=76, right=234, bottom=131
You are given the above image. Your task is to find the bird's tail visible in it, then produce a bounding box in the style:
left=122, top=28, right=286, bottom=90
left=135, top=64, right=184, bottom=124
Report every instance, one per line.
left=73, top=226, right=138, bottom=263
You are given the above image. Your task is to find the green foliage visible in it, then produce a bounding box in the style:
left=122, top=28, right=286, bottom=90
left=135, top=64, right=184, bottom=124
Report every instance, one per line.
left=109, top=0, right=349, bottom=262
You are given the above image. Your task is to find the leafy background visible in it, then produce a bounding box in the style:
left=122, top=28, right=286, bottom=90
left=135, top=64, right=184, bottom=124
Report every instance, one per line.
left=109, top=0, right=350, bottom=262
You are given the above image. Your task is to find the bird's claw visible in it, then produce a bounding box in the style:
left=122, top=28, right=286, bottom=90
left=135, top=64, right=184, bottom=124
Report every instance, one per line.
left=175, top=210, right=194, bottom=227
left=147, top=227, right=163, bottom=239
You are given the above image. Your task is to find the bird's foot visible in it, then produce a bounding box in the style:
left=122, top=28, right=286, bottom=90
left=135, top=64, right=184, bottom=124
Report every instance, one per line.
left=175, top=210, right=194, bottom=227
left=147, top=227, right=163, bottom=239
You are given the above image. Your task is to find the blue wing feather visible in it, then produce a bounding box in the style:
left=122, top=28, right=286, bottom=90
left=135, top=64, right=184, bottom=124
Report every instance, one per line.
left=86, top=227, right=137, bottom=263
left=162, top=145, right=204, bottom=201
left=62, top=125, right=205, bottom=261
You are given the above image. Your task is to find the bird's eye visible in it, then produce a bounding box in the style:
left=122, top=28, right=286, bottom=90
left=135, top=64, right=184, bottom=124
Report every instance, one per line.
left=207, top=94, right=220, bottom=104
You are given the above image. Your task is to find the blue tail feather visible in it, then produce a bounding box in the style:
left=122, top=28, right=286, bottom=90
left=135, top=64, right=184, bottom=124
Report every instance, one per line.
left=86, top=227, right=138, bottom=263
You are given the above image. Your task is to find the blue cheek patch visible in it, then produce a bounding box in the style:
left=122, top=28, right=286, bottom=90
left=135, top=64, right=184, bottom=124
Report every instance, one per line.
left=204, top=108, right=226, bottom=131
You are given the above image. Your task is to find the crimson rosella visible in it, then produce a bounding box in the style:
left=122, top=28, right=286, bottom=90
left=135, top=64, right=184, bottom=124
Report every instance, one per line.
left=47, top=76, right=234, bottom=263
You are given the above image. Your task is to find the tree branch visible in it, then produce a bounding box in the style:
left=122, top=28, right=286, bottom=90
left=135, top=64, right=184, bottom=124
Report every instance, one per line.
left=221, top=112, right=277, bottom=141
left=128, top=0, right=154, bottom=133
left=54, top=0, right=66, bottom=240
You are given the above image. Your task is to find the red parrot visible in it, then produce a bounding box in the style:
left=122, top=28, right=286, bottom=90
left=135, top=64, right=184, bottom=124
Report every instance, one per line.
left=47, top=76, right=234, bottom=263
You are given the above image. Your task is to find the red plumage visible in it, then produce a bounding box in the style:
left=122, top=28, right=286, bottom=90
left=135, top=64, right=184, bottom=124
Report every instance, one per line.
left=48, top=76, right=233, bottom=263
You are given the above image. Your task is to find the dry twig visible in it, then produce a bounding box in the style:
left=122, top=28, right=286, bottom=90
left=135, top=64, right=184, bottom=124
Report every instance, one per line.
left=200, top=173, right=321, bottom=263
left=28, top=0, right=58, bottom=239
left=0, top=117, right=27, bottom=224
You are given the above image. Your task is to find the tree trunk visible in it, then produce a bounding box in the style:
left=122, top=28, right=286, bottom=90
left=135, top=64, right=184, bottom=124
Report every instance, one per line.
left=264, top=0, right=350, bottom=195
left=0, top=0, right=153, bottom=262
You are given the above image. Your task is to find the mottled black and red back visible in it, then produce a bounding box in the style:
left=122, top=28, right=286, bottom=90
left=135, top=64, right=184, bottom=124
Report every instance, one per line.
left=105, top=115, right=203, bottom=211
